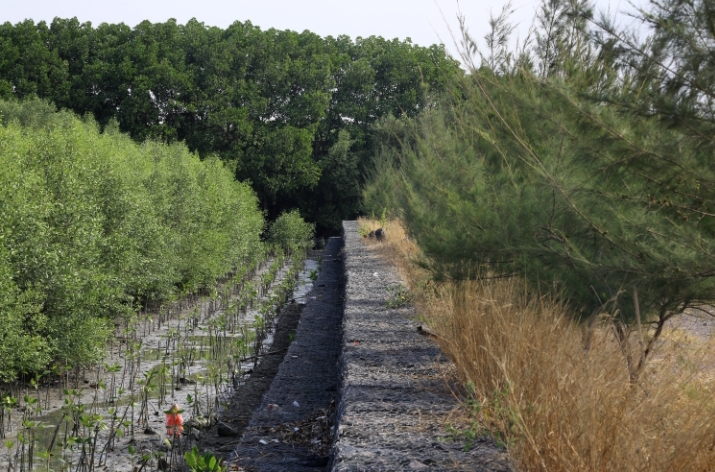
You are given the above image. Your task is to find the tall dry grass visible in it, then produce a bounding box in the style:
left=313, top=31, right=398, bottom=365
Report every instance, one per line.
left=358, top=217, right=715, bottom=472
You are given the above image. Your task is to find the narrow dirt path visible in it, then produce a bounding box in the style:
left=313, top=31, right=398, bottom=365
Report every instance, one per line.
left=226, top=237, right=345, bottom=471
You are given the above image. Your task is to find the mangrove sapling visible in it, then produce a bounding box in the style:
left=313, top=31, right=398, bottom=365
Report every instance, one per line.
left=60, top=400, right=71, bottom=461
left=203, top=376, right=212, bottom=419
left=148, top=449, right=164, bottom=472
left=97, top=403, right=131, bottom=466
left=129, top=390, right=136, bottom=444
left=158, top=357, right=168, bottom=408
left=167, top=435, right=179, bottom=471
left=12, top=432, right=22, bottom=472
left=86, top=414, right=105, bottom=472
left=29, top=377, right=42, bottom=414
left=170, top=355, right=178, bottom=400
left=75, top=420, right=91, bottom=472
left=251, top=317, right=265, bottom=368
left=62, top=361, right=72, bottom=390
left=43, top=368, right=56, bottom=411
left=61, top=389, right=84, bottom=438
left=178, top=347, right=196, bottom=384
left=61, top=435, right=78, bottom=471
left=21, top=420, right=37, bottom=472
left=0, top=394, right=17, bottom=439
left=187, top=389, right=201, bottom=426
left=137, top=371, right=157, bottom=429
left=0, top=401, right=4, bottom=440
left=17, top=397, right=40, bottom=472
left=206, top=365, right=221, bottom=416
left=45, top=409, right=64, bottom=461
left=127, top=444, right=151, bottom=472
left=36, top=448, right=52, bottom=472
left=96, top=408, right=117, bottom=466
left=89, top=378, right=106, bottom=417
left=189, top=378, right=204, bottom=424
left=104, top=363, right=121, bottom=405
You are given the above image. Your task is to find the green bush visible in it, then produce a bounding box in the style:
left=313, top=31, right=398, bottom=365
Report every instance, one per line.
left=184, top=446, right=225, bottom=472
left=0, top=245, right=49, bottom=382
left=0, top=98, right=264, bottom=379
left=268, top=210, right=315, bottom=257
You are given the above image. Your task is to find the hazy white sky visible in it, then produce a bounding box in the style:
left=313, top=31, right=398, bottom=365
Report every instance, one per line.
left=2, top=0, right=643, bottom=56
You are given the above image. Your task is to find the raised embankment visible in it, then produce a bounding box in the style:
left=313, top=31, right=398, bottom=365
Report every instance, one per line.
left=330, top=222, right=513, bottom=471
left=228, top=223, right=513, bottom=471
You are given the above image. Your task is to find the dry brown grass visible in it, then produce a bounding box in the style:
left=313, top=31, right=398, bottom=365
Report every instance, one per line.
left=358, top=217, right=715, bottom=472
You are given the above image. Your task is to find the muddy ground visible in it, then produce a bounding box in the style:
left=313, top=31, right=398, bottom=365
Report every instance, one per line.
left=187, top=301, right=305, bottom=461
left=0, top=254, right=318, bottom=472
left=226, top=237, right=344, bottom=472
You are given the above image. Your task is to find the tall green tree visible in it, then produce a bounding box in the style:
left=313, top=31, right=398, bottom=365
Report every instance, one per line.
left=364, top=0, right=715, bottom=378
left=0, top=18, right=461, bottom=232
left=0, top=98, right=265, bottom=378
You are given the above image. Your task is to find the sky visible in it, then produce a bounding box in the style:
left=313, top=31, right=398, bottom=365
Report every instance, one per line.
left=2, top=0, right=644, bottom=58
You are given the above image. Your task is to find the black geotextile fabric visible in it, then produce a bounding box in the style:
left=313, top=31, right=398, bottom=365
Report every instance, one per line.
left=231, top=237, right=344, bottom=471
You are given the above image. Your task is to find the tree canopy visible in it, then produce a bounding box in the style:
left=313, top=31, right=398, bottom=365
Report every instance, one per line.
left=0, top=18, right=461, bottom=233
left=0, top=98, right=265, bottom=380
left=364, top=0, right=715, bottom=376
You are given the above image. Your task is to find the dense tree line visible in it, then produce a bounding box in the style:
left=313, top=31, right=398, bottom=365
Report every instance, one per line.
left=365, top=0, right=715, bottom=375
left=0, top=98, right=267, bottom=381
left=0, top=18, right=461, bottom=233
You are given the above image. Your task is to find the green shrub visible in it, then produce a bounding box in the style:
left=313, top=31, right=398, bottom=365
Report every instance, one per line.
left=184, top=446, right=225, bottom=472
left=0, top=98, right=265, bottom=379
left=268, top=210, right=315, bottom=257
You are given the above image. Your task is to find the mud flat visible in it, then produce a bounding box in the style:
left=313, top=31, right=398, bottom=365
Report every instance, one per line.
left=0, top=252, right=317, bottom=472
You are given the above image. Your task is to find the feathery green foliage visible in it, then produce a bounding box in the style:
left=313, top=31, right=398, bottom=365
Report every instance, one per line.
left=365, top=0, right=715, bottom=375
